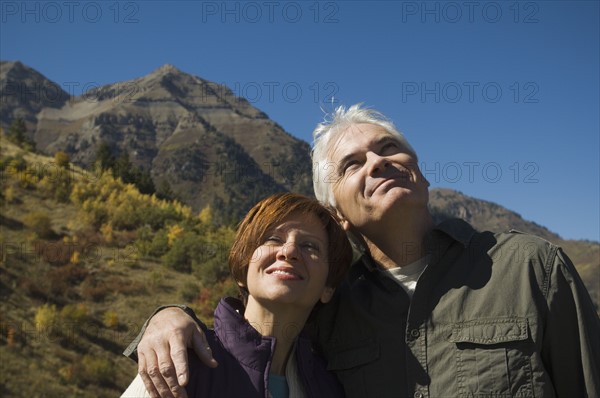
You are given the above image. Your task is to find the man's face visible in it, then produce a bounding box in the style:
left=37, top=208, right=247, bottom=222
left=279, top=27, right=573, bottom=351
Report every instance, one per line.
left=327, top=123, right=429, bottom=233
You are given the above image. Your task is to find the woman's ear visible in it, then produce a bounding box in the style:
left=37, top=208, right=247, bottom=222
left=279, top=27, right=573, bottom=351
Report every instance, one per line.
left=341, top=219, right=352, bottom=231
left=320, top=287, right=335, bottom=304
left=335, top=210, right=352, bottom=232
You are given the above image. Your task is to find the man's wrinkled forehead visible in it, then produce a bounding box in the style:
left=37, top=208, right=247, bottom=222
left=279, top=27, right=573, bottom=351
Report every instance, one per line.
left=326, top=123, right=400, bottom=162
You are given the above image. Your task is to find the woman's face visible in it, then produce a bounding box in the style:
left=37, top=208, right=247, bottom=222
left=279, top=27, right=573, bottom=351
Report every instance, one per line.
left=244, top=212, right=333, bottom=311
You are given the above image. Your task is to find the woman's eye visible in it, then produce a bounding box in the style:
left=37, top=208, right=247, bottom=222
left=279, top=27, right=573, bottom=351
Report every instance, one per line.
left=264, top=236, right=282, bottom=245
left=302, top=242, right=320, bottom=252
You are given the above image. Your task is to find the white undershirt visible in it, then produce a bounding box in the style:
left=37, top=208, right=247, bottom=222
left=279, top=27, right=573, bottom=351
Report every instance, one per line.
left=382, top=255, right=430, bottom=298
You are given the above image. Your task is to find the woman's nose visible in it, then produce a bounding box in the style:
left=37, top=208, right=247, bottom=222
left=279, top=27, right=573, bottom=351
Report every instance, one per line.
left=277, top=242, right=299, bottom=261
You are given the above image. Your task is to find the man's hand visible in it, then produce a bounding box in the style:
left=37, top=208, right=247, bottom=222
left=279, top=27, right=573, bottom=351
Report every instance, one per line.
left=137, top=307, right=218, bottom=398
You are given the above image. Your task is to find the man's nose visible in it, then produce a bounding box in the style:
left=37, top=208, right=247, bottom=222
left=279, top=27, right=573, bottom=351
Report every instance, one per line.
left=366, top=151, right=390, bottom=175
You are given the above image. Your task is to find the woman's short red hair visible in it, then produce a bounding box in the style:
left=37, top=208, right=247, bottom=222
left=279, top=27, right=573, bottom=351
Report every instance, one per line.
left=228, top=192, right=353, bottom=300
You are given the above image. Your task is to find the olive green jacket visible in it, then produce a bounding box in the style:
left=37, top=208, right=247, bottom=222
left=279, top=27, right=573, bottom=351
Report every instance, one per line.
left=313, top=219, right=599, bottom=398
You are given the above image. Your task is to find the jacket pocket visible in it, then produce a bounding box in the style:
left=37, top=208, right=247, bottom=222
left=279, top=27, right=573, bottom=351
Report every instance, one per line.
left=326, top=339, right=380, bottom=398
left=448, top=318, right=534, bottom=398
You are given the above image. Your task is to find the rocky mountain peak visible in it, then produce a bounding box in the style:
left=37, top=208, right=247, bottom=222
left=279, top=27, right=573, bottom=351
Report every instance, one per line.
left=1, top=60, right=29, bottom=79
left=0, top=60, right=69, bottom=128
left=152, top=63, right=182, bottom=75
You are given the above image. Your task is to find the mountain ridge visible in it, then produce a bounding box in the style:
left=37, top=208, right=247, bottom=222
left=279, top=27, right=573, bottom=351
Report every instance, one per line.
left=1, top=61, right=312, bottom=223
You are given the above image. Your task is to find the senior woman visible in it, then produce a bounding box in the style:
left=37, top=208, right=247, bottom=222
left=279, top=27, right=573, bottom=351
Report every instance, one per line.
left=122, top=192, right=352, bottom=398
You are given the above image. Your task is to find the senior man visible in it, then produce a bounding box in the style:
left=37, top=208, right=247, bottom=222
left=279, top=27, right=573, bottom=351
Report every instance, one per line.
left=124, top=104, right=600, bottom=398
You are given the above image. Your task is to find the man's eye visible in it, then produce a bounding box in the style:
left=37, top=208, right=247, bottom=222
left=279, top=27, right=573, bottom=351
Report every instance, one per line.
left=381, top=142, right=399, bottom=153
left=342, top=160, right=359, bottom=174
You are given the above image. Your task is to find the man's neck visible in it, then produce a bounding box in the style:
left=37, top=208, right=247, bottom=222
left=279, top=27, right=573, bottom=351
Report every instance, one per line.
left=363, top=211, right=435, bottom=269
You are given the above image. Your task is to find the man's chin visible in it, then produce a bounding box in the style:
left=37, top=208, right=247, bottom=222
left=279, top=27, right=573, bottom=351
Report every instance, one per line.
left=374, top=185, right=412, bottom=201
left=372, top=188, right=427, bottom=212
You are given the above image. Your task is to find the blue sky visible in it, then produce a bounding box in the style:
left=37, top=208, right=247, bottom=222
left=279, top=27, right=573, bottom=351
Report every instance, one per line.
left=2, top=0, right=599, bottom=242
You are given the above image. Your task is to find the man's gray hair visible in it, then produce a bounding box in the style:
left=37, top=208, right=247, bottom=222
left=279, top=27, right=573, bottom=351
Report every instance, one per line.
left=311, top=104, right=416, bottom=207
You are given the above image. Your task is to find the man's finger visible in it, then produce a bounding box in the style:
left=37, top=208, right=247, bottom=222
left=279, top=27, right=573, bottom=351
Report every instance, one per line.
left=191, top=325, right=218, bottom=368
left=138, top=351, right=168, bottom=398
left=171, top=340, right=190, bottom=387
left=141, top=342, right=178, bottom=398
left=158, top=361, right=188, bottom=398
left=153, top=349, right=183, bottom=398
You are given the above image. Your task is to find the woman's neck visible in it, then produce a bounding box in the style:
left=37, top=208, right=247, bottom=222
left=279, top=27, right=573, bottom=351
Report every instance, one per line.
left=244, top=299, right=310, bottom=375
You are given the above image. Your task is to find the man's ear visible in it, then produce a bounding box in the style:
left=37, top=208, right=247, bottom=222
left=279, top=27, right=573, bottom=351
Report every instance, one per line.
left=320, top=287, right=335, bottom=304
left=416, top=166, right=430, bottom=188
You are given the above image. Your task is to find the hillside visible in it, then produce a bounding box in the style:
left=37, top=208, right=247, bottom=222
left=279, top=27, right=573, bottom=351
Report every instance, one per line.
left=0, top=139, right=238, bottom=397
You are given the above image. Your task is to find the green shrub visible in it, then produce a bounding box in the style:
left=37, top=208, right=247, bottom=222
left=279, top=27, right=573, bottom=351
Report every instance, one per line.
left=102, top=310, right=119, bottom=329
left=23, top=212, right=54, bottom=239
left=38, top=171, right=72, bottom=202
left=81, top=355, right=116, bottom=386
left=148, top=229, right=169, bottom=257
left=60, top=303, right=89, bottom=326
left=179, top=281, right=200, bottom=302
left=34, top=304, right=58, bottom=335
left=161, top=231, right=205, bottom=272
left=193, top=253, right=230, bottom=286
left=54, top=151, right=70, bottom=169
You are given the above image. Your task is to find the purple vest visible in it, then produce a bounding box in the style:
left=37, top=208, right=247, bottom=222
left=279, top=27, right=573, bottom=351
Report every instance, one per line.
left=186, top=297, right=344, bottom=398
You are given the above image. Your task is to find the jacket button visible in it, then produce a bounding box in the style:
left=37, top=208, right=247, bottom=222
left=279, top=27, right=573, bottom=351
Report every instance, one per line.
left=410, top=329, right=420, bottom=339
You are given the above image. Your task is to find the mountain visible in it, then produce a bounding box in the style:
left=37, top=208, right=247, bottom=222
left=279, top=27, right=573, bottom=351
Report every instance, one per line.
left=429, top=188, right=560, bottom=241
left=1, top=61, right=312, bottom=223
left=0, top=61, right=69, bottom=129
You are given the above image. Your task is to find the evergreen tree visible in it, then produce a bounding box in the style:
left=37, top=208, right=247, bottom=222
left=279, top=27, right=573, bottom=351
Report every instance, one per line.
left=93, top=142, right=155, bottom=194
left=156, top=180, right=175, bottom=201
left=94, top=142, right=114, bottom=171
left=114, top=150, right=134, bottom=183
left=7, top=118, right=35, bottom=151
left=8, top=118, right=26, bottom=144
left=135, top=169, right=156, bottom=195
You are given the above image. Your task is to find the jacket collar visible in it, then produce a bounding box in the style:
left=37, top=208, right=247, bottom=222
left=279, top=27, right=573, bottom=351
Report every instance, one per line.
left=213, top=297, right=276, bottom=372
left=432, top=218, right=476, bottom=248
left=352, top=218, right=477, bottom=277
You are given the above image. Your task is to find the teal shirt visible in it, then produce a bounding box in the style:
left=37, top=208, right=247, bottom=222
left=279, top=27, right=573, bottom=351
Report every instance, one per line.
left=268, top=374, right=289, bottom=398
